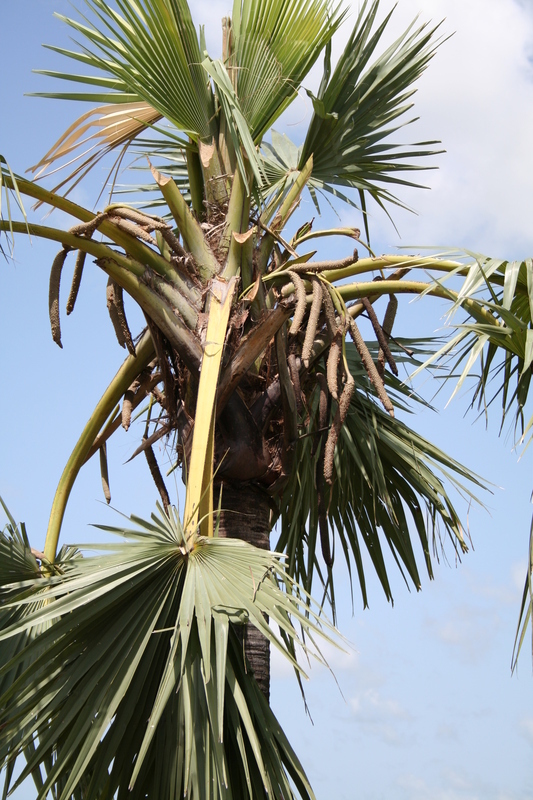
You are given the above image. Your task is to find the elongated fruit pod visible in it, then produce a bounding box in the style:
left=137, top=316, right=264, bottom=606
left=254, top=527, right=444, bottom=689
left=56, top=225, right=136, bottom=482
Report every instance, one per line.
left=288, top=270, right=308, bottom=335
left=287, top=353, right=303, bottom=412
left=348, top=318, right=394, bottom=417
left=301, top=278, right=323, bottom=367
left=49, top=248, right=70, bottom=348
left=377, top=294, right=399, bottom=377
left=311, top=372, right=329, bottom=457
left=326, top=332, right=342, bottom=400
left=321, top=282, right=338, bottom=337
left=99, top=443, right=111, bottom=504
left=106, top=277, right=136, bottom=356
left=122, top=376, right=141, bottom=431
left=323, top=372, right=355, bottom=485
left=66, top=249, right=87, bottom=316
left=144, top=442, right=170, bottom=513
left=108, top=216, right=157, bottom=246
left=362, top=296, right=398, bottom=377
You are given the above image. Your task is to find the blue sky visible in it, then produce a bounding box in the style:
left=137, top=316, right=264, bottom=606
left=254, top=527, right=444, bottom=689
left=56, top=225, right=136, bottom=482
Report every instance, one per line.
left=1, top=1, right=533, bottom=798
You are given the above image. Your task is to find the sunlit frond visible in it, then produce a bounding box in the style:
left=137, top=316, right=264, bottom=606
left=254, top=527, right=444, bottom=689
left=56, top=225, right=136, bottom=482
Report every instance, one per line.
left=231, top=0, right=345, bottom=141
left=0, top=507, right=337, bottom=800
left=299, top=0, right=445, bottom=220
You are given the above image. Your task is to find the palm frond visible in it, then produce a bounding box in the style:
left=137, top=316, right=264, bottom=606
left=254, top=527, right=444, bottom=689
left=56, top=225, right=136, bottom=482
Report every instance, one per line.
left=0, top=507, right=337, bottom=800
left=511, top=510, right=533, bottom=672
left=29, top=0, right=217, bottom=195
left=274, top=344, right=485, bottom=612
left=412, top=254, right=533, bottom=445
left=299, top=0, right=445, bottom=213
left=231, top=0, right=345, bottom=142
left=0, top=156, right=28, bottom=253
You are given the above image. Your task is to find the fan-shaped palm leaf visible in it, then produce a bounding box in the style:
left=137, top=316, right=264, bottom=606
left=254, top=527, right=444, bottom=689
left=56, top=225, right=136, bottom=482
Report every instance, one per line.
left=298, top=0, right=445, bottom=222
left=0, top=507, right=337, bottom=800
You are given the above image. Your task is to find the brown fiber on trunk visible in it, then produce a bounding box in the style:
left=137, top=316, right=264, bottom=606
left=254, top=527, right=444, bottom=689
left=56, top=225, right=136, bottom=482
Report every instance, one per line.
left=217, top=483, right=271, bottom=702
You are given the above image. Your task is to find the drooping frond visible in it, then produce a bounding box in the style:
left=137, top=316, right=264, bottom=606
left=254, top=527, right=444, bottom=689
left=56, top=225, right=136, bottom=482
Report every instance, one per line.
left=28, top=102, right=162, bottom=198
left=274, top=340, right=485, bottom=612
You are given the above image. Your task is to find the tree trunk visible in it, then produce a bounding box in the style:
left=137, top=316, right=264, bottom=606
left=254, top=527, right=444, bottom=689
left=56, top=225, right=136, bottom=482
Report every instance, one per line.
left=217, top=483, right=271, bottom=702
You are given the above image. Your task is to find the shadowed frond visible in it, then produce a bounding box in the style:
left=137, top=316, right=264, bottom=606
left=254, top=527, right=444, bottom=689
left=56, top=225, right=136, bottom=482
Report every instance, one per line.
left=274, top=342, right=485, bottom=612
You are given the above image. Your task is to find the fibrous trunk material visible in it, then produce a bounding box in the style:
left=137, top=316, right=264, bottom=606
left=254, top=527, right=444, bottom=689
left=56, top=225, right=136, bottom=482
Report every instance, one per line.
left=217, top=482, right=271, bottom=701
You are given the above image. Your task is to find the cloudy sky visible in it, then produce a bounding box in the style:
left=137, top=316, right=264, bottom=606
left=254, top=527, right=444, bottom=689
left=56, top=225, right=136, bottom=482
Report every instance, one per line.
left=1, top=1, right=533, bottom=798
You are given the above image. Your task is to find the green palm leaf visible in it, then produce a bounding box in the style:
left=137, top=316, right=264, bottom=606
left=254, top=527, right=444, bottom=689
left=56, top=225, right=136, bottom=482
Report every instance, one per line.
left=274, top=342, right=484, bottom=612
left=231, top=0, right=345, bottom=141
left=0, top=507, right=337, bottom=800
left=298, top=0, right=445, bottom=219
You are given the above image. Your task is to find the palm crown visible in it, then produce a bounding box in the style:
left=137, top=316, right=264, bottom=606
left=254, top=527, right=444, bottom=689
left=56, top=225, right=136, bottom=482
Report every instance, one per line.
left=1, top=1, right=532, bottom=798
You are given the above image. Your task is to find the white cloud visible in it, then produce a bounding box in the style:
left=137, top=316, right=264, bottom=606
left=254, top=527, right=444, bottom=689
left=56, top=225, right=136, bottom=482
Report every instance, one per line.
left=348, top=687, right=414, bottom=746
left=425, top=601, right=502, bottom=664
left=520, top=717, right=533, bottom=747
left=397, top=770, right=528, bottom=800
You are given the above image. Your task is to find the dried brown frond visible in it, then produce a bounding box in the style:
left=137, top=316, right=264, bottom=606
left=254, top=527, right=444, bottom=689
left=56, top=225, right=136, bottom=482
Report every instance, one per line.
left=144, top=442, right=170, bottom=513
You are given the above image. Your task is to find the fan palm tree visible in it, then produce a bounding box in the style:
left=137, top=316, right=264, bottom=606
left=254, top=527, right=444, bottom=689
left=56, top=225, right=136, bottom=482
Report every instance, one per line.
left=1, top=0, right=532, bottom=798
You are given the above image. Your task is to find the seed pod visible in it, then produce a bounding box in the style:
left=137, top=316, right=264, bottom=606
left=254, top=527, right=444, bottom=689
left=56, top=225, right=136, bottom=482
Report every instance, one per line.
left=121, top=385, right=137, bottom=431
left=377, top=294, right=398, bottom=378
left=326, top=333, right=341, bottom=399
left=110, top=206, right=164, bottom=229
left=311, top=372, right=329, bottom=457
left=109, top=216, right=157, bottom=246
left=317, top=372, right=328, bottom=431
left=362, top=296, right=398, bottom=376
left=106, top=277, right=136, bottom=355
left=66, top=249, right=86, bottom=316
left=288, top=270, right=308, bottom=335
left=301, top=278, right=323, bottom=367
left=321, top=282, right=338, bottom=337
left=348, top=317, right=394, bottom=416
left=287, top=354, right=303, bottom=412
left=99, top=443, right=111, bottom=504
left=144, top=442, right=170, bottom=513
left=68, top=211, right=107, bottom=238
left=49, top=248, right=69, bottom=348
left=323, top=373, right=354, bottom=485
left=158, top=226, right=187, bottom=258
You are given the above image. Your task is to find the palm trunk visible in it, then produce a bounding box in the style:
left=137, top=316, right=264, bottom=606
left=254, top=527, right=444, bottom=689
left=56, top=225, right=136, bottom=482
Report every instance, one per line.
left=217, top=483, right=271, bottom=702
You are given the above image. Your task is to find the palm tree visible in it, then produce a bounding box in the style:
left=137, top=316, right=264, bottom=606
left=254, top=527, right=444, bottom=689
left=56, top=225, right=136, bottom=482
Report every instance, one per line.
left=1, top=0, right=532, bottom=798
